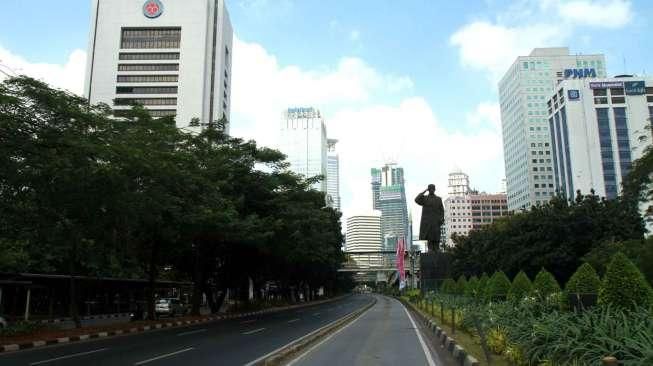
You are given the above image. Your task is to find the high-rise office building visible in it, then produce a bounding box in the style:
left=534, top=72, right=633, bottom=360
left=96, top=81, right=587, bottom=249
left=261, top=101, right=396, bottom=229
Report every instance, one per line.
left=448, top=170, right=470, bottom=196
left=370, top=163, right=409, bottom=250
left=84, top=0, right=233, bottom=132
left=547, top=76, right=652, bottom=203
left=444, top=171, right=509, bottom=247
left=280, top=107, right=328, bottom=192
left=499, top=48, right=606, bottom=210
left=326, top=139, right=341, bottom=210
left=345, top=212, right=382, bottom=252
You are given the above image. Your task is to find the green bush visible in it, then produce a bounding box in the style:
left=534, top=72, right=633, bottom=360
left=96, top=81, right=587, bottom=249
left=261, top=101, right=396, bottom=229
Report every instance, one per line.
left=405, top=289, right=421, bottom=303
left=533, top=268, right=561, bottom=299
left=465, top=275, right=479, bottom=297
left=485, top=271, right=511, bottom=300
left=508, top=271, right=533, bottom=302
left=0, top=321, right=45, bottom=337
left=478, top=272, right=489, bottom=296
left=566, top=262, right=601, bottom=295
left=598, top=252, right=653, bottom=310
left=455, top=275, right=467, bottom=295
left=440, top=278, right=457, bottom=294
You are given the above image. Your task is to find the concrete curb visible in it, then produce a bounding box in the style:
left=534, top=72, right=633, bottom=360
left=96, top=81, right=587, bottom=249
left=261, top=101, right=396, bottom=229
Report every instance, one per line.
left=248, top=297, right=377, bottom=366
left=400, top=299, right=480, bottom=366
left=0, top=295, right=349, bottom=354
left=36, top=313, right=133, bottom=324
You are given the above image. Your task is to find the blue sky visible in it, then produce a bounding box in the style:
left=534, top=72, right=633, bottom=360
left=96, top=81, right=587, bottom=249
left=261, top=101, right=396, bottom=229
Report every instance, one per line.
left=1, top=0, right=651, bottom=222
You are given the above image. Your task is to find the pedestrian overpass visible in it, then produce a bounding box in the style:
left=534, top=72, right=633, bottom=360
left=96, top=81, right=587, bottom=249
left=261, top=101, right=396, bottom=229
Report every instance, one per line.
left=338, top=251, right=418, bottom=283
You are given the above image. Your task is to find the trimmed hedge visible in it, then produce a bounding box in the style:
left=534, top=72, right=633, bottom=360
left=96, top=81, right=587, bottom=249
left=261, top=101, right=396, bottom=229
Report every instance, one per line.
left=479, top=272, right=490, bottom=295
left=508, top=271, right=533, bottom=302
left=566, top=263, right=601, bottom=295
left=465, top=275, right=480, bottom=297
left=440, top=278, right=457, bottom=294
left=456, top=275, right=467, bottom=295
left=533, top=269, right=561, bottom=299
left=486, top=271, right=511, bottom=300
left=598, top=252, right=653, bottom=310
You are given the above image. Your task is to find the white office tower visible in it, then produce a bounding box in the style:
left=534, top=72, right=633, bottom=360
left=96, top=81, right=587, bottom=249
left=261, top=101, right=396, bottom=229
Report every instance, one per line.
left=448, top=170, right=470, bottom=196
left=499, top=48, right=606, bottom=210
left=326, top=139, right=341, bottom=210
left=547, top=76, right=652, bottom=204
left=346, top=212, right=382, bottom=252
left=280, top=107, right=328, bottom=192
left=84, top=0, right=233, bottom=132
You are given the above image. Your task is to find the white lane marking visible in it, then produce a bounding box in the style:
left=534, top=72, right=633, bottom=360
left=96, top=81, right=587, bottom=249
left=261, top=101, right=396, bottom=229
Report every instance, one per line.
left=288, top=318, right=300, bottom=323
left=242, top=327, right=265, bottom=335
left=240, top=319, right=257, bottom=324
left=177, top=328, right=207, bottom=336
left=133, top=347, right=195, bottom=365
left=30, top=348, right=109, bottom=365
left=402, top=303, right=437, bottom=366
left=312, top=312, right=320, bottom=316
left=286, top=300, right=374, bottom=366
left=244, top=298, right=373, bottom=366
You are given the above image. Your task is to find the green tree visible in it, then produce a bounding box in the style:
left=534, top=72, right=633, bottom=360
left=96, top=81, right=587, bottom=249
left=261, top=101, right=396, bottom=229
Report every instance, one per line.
left=455, top=275, right=467, bottom=295
left=533, top=269, right=561, bottom=299
left=485, top=271, right=511, bottom=301
left=598, top=252, right=653, bottom=310
left=440, top=278, right=456, bottom=295
left=508, top=271, right=533, bottom=302
left=465, top=275, right=480, bottom=297
left=565, top=263, right=601, bottom=295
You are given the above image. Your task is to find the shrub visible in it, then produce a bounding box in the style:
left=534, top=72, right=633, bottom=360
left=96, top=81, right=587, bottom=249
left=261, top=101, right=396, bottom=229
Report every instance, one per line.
left=533, top=268, right=561, bottom=299
left=508, top=271, right=533, bottom=302
left=405, top=289, right=421, bottom=303
left=487, top=326, right=508, bottom=354
left=0, top=321, right=45, bottom=337
left=598, top=252, right=653, bottom=310
left=465, top=275, right=479, bottom=297
left=440, top=278, right=457, bottom=294
left=478, top=272, right=489, bottom=296
left=486, top=271, right=511, bottom=301
left=566, top=263, right=601, bottom=295
left=455, top=275, right=467, bottom=295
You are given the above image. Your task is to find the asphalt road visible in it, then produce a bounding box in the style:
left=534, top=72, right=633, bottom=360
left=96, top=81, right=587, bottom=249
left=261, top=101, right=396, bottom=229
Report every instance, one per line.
left=0, top=295, right=371, bottom=366
left=289, top=295, right=449, bottom=366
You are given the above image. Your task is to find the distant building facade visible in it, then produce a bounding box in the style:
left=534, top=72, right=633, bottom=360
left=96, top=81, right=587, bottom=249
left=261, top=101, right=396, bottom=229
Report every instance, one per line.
left=280, top=107, right=328, bottom=192
left=444, top=171, right=509, bottom=247
left=499, top=47, right=606, bottom=211
left=326, top=139, right=341, bottom=210
left=370, top=163, right=409, bottom=250
left=346, top=212, right=382, bottom=252
left=547, top=76, right=653, bottom=202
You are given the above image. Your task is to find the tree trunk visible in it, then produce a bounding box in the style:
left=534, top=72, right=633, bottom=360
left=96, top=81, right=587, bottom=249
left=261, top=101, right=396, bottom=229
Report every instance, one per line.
left=69, top=238, right=81, bottom=328
left=190, top=248, right=203, bottom=316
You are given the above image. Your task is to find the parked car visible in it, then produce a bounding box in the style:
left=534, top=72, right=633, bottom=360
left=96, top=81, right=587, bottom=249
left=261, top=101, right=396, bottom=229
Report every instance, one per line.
left=155, top=298, right=187, bottom=317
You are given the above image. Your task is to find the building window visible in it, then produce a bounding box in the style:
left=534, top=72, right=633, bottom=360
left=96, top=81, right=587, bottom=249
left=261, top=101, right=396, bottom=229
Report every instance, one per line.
left=611, top=96, right=625, bottom=104
left=613, top=107, right=632, bottom=181
left=120, top=27, right=181, bottom=49
left=610, top=88, right=624, bottom=96
left=119, top=52, right=180, bottom=60
left=116, top=86, right=178, bottom=94
left=118, top=63, right=179, bottom=71
left=597, top=108, right=617, bottom=199
left=593, top=89, right=607, bottom=96
left=117, top=75, right=178, bottom=83
left=114, top=98, right=177, bottom=106
left=114, top=109, right=176, bottom=117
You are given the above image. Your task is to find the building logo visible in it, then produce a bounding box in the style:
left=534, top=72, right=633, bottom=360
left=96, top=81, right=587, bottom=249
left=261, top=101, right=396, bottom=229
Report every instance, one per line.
left=590, top=81, right=624, bottom=89
left=567, top=89, right=580, bottom=101
left=564, top=68, right=597, bottom=79
left=143, top=0, right=164, bottom=18
left=624, top=80, right=645, bottom=95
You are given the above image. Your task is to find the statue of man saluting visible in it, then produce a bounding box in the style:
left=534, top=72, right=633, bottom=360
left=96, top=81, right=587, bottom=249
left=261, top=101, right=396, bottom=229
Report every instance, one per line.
left=415, top=184, right=445, bottom=252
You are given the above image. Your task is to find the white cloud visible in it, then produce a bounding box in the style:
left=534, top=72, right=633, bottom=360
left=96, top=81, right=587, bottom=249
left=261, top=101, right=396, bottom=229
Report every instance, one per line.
left=466, top=101, right=502, bottom=131
left=230, top=37, right=504, bottom=232
left=557, top=0, right=632, bottom=28
left=450, top=0, right=634, bottom=81
left=0, top=46, right=86, bottom=95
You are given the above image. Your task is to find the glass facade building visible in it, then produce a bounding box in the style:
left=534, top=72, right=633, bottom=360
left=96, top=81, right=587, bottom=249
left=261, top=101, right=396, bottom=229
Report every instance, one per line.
left=499, top=47, right=606, bottom=210
left=326, top=139, right=341, bottom=210
left=370, top=163, right=409, bottom=250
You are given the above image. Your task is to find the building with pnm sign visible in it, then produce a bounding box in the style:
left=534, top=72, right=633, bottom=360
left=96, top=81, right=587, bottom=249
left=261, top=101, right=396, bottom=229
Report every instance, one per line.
left=84, top=0, right=233, bottom=132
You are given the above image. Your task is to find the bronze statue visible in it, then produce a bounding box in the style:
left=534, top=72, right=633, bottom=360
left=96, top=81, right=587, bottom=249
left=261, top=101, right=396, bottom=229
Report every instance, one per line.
left=415, top=184, right=444, bottom=252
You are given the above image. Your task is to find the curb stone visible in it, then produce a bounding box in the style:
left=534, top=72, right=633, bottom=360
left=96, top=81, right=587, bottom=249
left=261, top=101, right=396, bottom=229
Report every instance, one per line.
left=400, top=298, right=480, bottom=366
left=0, top=295, right=349, bottom=354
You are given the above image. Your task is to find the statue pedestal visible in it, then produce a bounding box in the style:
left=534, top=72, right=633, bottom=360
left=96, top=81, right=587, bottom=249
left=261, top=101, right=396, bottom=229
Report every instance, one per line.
left=419, top=251, right=452, bottom=292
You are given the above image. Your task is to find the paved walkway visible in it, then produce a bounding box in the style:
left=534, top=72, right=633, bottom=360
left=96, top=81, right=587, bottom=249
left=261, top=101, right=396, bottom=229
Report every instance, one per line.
left=290, top=295, right=448, bottom=366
